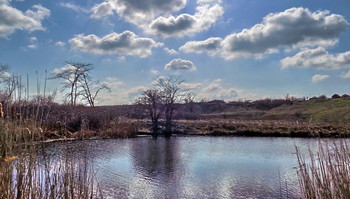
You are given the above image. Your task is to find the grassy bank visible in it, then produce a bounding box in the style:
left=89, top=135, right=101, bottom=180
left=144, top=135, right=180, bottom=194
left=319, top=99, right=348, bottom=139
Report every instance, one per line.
left=171, top=120, right=350, bottom=137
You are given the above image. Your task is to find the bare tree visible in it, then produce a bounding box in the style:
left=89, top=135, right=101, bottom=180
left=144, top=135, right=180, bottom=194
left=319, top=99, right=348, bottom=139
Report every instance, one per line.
left=51, top=61, right=93, bottom=106
left=184, top=93, right=196, bottom=113
left=154, top=75, right=185, bottom=135
left=80, top=72, right=111, bottom=107
left=137, top=89, right=163, bottom=135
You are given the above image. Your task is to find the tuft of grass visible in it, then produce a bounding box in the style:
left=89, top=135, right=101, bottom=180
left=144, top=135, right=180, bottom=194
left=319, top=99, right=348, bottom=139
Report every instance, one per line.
left=296, top=141, right=350, bottom=198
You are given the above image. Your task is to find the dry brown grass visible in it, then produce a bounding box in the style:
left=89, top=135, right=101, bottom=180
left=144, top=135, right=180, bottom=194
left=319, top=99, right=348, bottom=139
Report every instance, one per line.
left=175, top=119, right=350, bottom=137
left=296, top=141, right=350, bottom=198
left=100, top=116, right=139, bottom=138
left=0, top=118, right=101, bottom=199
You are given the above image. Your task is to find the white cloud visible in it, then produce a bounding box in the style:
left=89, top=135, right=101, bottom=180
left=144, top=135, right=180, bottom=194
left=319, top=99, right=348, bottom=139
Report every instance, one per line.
left=52, top=64, right=76, bottom=76
left=147, top=3, right=223, bottom=37
left=164, top=58, right=196, bottom=71
left=27, top=44, right=37, bottom=49
left=0, top=1, right=50, bottom=37
left=164, top=47, right=178, bottom=55
left=91, top=0, right=223, bottom=38
left=69, top=31, right=163, bottom=58
left=281, top=47, right=350, bottom=70
left=55, top=41, right=65, bottom=47
left=311, top=74, right=329, bottom=83
left=341, top=70, right=350, bottom=79
left=182, top=82, right=202, bottom=90
left=180, top=7, right=348, bottom=59
left=91, top=0, right=186, bottom=23
left=180, top=37, right=222, bottom=55
left=26, top=36, right=38, bottom=49
left=90, top=1, right=114, bottom=19
left=195, top=79, right=244, bottom=101
left=60, top=2, right=89, bottom=13
left=30, top=36, right=37, bottom=42
left=102, top=77, right=124, bottom=88
left=98, top=77, right=148, bottom=105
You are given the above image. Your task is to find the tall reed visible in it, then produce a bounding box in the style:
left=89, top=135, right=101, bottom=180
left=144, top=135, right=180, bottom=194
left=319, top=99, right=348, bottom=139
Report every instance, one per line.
left=0, top=147, right=100, bottom=199
left=0, top=118, right=101, bottom=199
left=296, top=141, right=350, bottom=198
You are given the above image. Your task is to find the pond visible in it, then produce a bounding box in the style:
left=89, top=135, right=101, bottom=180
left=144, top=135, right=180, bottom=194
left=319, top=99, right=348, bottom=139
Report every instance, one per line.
left=41, top=136, right=328, bottom=199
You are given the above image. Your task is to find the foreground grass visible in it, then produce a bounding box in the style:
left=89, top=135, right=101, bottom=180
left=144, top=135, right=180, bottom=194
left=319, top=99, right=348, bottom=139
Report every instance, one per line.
left=0, top=119, right=101, bottom=199
left=296, top=141, right=350, bottom=199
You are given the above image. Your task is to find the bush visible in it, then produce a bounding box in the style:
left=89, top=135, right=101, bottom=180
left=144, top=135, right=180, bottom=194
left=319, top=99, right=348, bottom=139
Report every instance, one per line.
left=331, top=94, right=341, bottom=99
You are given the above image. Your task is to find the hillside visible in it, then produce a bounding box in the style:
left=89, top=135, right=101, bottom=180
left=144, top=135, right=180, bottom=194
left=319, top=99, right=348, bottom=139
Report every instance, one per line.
left=263, top=97, right=350, bottom=123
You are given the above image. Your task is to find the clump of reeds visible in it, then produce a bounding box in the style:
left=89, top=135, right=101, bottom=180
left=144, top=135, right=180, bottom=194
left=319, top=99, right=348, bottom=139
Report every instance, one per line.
left=295, top=141, right=350, bottom=198
left=0, top=116, right=101, bottom=199
left=0, top=150, right=100, bottom=199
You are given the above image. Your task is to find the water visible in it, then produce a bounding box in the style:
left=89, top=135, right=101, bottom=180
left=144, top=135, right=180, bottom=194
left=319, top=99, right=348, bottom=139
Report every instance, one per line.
left=40, top=136, right=330, bottom=199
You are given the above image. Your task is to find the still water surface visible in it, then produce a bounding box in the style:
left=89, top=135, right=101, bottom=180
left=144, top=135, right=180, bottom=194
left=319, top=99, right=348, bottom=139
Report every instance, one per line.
left=42, top=136, right=327, bottom=199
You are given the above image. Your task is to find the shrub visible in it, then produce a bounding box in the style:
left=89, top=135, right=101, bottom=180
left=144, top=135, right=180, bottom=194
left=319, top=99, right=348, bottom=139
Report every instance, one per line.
left=332, top=94, right=341, bottom=99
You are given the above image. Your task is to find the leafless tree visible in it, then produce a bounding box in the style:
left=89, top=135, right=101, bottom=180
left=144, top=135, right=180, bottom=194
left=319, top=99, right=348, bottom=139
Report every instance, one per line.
left=154, top=75, right=186, bottom=134
left=137, top=89, right=163, bottom=135
left=184, top=93, right=196, bottom=113
left=51, top=61, right=92, bottom=106
left=80, top=72, right=111, bottom=107
left=51, top=61, right=110, bottom=106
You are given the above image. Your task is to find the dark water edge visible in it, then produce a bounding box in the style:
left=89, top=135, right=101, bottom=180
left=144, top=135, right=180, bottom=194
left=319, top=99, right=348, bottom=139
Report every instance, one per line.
left=38, top=136, right=343, bottom=199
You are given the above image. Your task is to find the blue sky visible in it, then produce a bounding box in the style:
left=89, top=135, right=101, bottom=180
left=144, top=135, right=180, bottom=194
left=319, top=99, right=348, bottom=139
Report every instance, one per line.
left=0, top=0, right=349, bottom=105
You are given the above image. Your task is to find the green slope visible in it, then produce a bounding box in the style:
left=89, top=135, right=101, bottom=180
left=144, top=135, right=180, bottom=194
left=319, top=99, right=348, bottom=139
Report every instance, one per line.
left=265, top=97, right=350, bottom=123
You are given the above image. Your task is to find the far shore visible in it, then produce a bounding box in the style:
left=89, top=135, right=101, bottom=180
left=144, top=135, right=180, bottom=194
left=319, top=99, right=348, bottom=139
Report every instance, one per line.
left=39, top=119, right=350, bottom=144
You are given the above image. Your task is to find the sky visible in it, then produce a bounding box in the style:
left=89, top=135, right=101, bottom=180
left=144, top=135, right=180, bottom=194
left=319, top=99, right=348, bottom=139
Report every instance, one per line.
left=0, top=0, right=349, bottom=105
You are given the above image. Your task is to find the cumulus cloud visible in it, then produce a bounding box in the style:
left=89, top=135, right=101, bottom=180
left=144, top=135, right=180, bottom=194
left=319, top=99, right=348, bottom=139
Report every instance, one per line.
left=91, top=0, right=223, bottom=38
left=197, top=79, right=244, bottom=101
left=180, top=37, right=222, bottom=55
left=52, top=64, right=76, bottom=76
left=0, top=1, right=50, bottom=37
left=69, top=31, right=163, bottom=58
left=281, top=47, right=350, bottom=70
left=180, top=7, right=348, bottom=59
left=164, top=58, right=196, bottom=71
left=91, top=0, right=186, bottom=23
left=311, top=74, right=329, bottom=83
left=148, top=3, right=223, bottom=37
